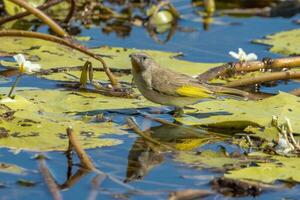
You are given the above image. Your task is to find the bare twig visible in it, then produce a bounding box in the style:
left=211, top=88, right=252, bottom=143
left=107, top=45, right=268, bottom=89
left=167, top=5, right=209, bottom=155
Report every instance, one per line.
left=38, top=158, right=63, bottom=200
left=197, top=56, right=300, bottom=81
left=8, top=0, right=68, bottom=37
left=225, top=71, right=300, bottom=88
left=66, top=127, right=96, bottom=171
left=0, top=0, right=63, bottom=25
left=0, top=30, right=118, bottom=86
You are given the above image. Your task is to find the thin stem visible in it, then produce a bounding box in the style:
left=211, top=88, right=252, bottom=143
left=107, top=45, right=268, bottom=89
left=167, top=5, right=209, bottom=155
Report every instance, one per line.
left=0, top=0, right=63, bottom=25
left=0, top=30, right=118, bottom=86
left=7, top=0, right=68, bottom=37
left=64, top=0, right=76, bottom=24
left=7, top=74, right=22, bottom=98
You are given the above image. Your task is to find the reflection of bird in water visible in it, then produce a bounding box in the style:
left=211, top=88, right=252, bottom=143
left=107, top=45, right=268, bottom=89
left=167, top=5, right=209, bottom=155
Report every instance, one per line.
left=124, top=138, right=164, bottom=183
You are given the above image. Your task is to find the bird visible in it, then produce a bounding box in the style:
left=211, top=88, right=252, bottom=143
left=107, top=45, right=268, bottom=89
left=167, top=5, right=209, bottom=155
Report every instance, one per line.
left=130, top=52, right=249, bottom=115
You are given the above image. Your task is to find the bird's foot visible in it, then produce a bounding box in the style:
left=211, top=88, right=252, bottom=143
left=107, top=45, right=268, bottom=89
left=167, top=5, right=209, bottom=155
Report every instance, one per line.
left=171, top=107, right=184, bottom=117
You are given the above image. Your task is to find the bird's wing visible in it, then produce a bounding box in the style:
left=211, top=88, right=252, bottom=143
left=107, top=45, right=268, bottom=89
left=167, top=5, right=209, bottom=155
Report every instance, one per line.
left=150, top=67, right=215, bottom=98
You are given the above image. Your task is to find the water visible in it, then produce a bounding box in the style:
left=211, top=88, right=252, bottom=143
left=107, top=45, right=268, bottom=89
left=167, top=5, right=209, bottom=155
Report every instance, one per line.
left=1, top=1, right=300, bottom=199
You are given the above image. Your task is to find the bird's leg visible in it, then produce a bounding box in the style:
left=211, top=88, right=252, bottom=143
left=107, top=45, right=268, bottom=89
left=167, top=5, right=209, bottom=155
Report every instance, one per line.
left=172, top=106, right=184, bottom=117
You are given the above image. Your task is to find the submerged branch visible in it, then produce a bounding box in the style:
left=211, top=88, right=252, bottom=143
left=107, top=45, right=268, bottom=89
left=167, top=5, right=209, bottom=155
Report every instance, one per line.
left=8, top=0, right=68, bottom=37
left=0, top=30, right=118, bottom=86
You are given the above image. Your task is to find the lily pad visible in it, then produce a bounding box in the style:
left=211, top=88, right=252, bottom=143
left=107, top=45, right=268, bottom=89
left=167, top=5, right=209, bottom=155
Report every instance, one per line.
left=176, top=92, right=300, bottom=132
left=226, top=153, right=300, bottom=183
left=0, top=90, right=131, bottom=151
left=255, top=29, right=300, bottom=56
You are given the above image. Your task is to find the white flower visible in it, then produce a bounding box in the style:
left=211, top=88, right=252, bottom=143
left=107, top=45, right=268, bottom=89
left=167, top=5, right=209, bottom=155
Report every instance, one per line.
left=229, top=48, right=257, bottom=62
left=13, top=54, right=41, bottom=73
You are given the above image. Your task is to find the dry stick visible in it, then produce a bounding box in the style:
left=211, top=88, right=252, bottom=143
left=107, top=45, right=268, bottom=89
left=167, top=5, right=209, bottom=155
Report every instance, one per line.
left=0, top=30, right=118, bottom=86
left=38, top=158, right=63, bottom=200
left=127, top=117, right=174, bottom=150
left=65, top=128, right=134, bottom=191
left=0, top=0, right=63, bottom=25
left=8, top=0, right=68, bottom=37
left=66, top=127, right=96, bottom=171
left=224, top=71, right=300, bottom=88
left=197, top=56, right=300, bottom=82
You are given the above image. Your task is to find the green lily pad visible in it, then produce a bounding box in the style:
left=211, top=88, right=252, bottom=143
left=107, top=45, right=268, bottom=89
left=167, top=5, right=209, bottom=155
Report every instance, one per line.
left=175, top=150, right=270, bottom=171
left=255, top=29, right=300, bottom=56
left=226, top=153, right=300, bottom=183
left=0, top=90, right=133, bottom=151
left=176, top=92, right=300, bottom=132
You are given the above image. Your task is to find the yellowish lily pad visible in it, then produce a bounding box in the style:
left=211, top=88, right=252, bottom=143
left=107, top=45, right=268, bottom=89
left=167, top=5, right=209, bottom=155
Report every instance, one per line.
left=176, top=92, right=300, bottom=131
left=226, top=153, right=300, bottom=183
left=255, top=29, right=300, bottom=56
left=0, top=90, right=133, bottom=151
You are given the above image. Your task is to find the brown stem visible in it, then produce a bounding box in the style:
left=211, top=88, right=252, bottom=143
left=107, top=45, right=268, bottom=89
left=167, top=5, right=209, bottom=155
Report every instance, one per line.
left=8, top=0, right=68, bottom=37
left=66, top=127, right=96, bottom=171
left=0, top=30, right=118, bottom=86
left=198, top=56, right=300, bottom=82
left=38, top=158, right=63, bottom=200
left=64, top=0, right=76, bottom=24
left=225, top=71, right=300, bottom=88
left=0, top=0, right=63, bottom=25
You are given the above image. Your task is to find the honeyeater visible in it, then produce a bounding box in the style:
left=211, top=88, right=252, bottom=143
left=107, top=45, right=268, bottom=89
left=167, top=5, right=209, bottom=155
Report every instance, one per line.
left=130, top=52, right=248, bottom=113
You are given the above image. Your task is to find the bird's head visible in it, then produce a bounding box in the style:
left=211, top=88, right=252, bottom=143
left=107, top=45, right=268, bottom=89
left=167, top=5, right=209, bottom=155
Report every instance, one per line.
left=130, top=52, right=154, bottom=73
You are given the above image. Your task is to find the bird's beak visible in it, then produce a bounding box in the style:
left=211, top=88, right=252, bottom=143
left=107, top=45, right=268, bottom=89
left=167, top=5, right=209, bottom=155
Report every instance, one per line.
left=130, top=54, right=141, bottom=73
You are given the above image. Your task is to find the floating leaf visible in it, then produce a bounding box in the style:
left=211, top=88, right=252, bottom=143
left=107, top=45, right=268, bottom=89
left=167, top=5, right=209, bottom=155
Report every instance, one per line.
left=0, top=90, right=131, bottom=151
left=176, top=92, right=300, bottom=132
left=255, top=29, right=300, bottom=56
left=226, top=153, right=300, bottom=183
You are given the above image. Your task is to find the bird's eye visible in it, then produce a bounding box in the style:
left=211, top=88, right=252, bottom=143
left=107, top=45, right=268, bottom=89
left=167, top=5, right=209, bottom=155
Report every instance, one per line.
left=141, top=56, right=147, bottom=61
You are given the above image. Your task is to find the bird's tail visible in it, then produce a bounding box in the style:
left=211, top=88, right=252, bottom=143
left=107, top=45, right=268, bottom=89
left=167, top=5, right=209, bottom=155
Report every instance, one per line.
left=204, top=84, right=250, bottom=100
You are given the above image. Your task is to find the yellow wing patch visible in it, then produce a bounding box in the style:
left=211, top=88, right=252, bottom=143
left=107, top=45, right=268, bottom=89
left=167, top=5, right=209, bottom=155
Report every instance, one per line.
left=176, top=85, right=214, bottom=98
